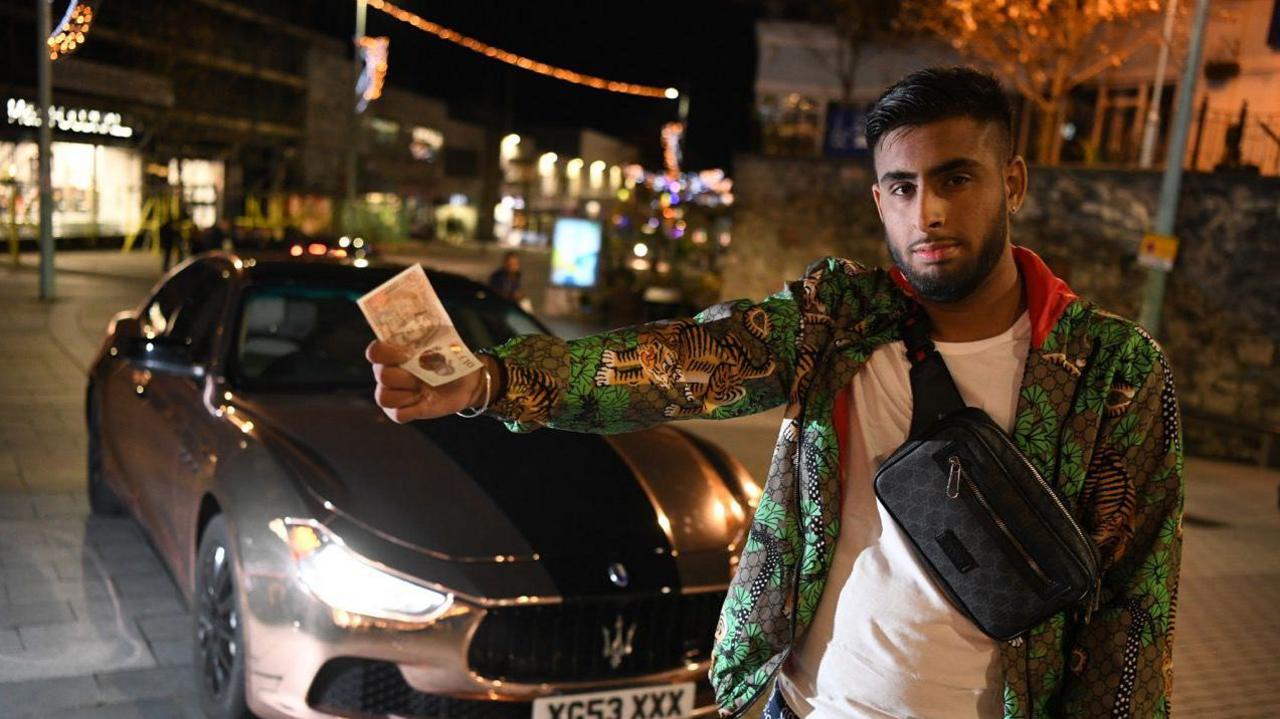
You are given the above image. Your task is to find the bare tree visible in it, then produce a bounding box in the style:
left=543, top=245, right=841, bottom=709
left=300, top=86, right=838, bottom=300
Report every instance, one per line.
left=897, top=0, right=1182, bottom=164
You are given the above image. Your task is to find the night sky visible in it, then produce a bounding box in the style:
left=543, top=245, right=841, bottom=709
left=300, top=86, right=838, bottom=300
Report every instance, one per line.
left=335, top=0, right=762, bottom=171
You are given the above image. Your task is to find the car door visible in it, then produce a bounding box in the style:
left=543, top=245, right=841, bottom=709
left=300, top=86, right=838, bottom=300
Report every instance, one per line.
left=102, top=262, right=221, bottom=567
left=140, top=261, right=232, bottom=569
left=101, top=264, right=203, bottom=531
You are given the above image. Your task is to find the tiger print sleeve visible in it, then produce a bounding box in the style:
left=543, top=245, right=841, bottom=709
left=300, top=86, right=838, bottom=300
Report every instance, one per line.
left=478, top=273, right=818, bottom=434
left=1061, top=326, right=1184, bottom=718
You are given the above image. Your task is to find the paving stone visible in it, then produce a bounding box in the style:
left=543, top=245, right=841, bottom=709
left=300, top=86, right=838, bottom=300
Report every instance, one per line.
left=0, top=600, right=76, bottom=628
left=72, top=592, right=186, bottom=621
left=0, top=675, right=101, bottom=716
left=10, top=621, right=157, bottom=681
left=114, top=576, right=182, bottom=601
left=5, top=578, right=110, bottom=604
left=43, top=697, right=203, bottom=719
left=81, top=556, right=168, bottom=581
left=136, top=614, right=190, bottom=643
left=148, top=637, right=193, bottom=667
left=93, top=665, right=194, bottom=703
left=0, top=628, right=20, bottom=652
left=0, top=474, right=27, bottom=494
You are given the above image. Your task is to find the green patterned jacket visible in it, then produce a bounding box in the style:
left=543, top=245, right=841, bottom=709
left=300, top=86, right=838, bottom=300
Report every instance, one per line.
left=483, top=246, right=1184, bottom=718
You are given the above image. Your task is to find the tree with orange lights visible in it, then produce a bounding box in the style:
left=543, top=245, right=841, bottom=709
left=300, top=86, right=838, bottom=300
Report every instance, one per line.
left=898, top=0, right=1181, bottom=164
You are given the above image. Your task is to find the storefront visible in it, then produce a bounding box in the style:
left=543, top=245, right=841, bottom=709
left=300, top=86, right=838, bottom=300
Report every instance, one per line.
left=2, top=96, right=233, bottom=241
left=2, top=96, right=143, bottom=239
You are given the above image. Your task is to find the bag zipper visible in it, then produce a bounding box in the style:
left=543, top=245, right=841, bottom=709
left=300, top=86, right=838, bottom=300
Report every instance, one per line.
left=962, top=420, right=1104, bottom=622
left=967, top=420, right=1099, bottom=577
left=949, top=455, right=1053, bottom=588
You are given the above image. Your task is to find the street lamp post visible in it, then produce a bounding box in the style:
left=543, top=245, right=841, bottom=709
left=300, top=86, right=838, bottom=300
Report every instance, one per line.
left=1138, top=0, right=1180, bottom=168
left=1138, top=0, right=1211, bottom=337
left=37, top=0, right=55, bottom=300
left=346, top=0, right=367, bottom=211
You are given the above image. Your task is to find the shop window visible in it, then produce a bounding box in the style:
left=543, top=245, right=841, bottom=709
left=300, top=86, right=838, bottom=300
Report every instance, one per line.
left=169, top=158, right=224, bottom=229
left=0, top=140, right=142, bottom=237
left=96, top=146, right=141, bottom=234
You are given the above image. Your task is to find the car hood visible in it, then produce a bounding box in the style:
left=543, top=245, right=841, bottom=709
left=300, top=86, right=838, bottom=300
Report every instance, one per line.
left=237, top=393, right=746, bottom=594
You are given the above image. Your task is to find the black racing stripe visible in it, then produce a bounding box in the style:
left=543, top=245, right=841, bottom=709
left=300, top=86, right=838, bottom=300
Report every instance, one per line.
left=413, top=417, right=679, bottom=597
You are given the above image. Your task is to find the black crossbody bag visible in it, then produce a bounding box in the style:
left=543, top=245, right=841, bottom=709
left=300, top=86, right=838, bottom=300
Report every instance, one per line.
left=872, top=312, right=1100, bottom=641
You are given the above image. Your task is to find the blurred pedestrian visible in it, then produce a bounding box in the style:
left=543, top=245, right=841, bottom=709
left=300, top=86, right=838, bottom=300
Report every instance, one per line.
left=201, top=218, right=235, bottom=254
left=159, top=209, right=186, bottom=271
left=487, top=251, right=524, bottom=303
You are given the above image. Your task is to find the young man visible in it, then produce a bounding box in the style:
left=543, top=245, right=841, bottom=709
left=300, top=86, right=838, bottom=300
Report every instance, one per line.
left=368, top=68, right=1183, bottom=718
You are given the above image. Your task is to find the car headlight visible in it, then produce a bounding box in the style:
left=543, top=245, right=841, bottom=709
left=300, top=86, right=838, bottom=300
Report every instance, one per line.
left=270, top=518, right=453, bottom=627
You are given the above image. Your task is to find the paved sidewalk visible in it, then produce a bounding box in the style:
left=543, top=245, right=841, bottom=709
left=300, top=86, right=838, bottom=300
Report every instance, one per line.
left=0, top=253, right=200, bottom=716
left=0, top=251, right=1277, bottom=717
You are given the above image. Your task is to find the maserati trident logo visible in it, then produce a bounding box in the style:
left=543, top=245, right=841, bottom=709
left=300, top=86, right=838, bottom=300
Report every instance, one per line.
left=601, top=614, right=637, bottom=669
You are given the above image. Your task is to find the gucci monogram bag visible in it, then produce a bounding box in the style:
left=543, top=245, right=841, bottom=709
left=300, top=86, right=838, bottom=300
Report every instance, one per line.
left=872, top=313, right=1100, bottom=640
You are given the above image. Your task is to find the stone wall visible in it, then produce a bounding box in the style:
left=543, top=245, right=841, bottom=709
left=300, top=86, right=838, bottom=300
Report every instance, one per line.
left=726, top=155, right=1280, bottom=464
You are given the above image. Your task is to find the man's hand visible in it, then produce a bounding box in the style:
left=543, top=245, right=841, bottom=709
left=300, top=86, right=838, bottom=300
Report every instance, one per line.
left=366, top=340, right=492, bottom=423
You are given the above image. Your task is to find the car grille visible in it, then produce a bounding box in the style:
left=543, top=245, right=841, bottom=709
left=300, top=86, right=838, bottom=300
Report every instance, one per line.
left=308, top=658, right=530, bottom=719
left=468, top=591, right=726, bottom=683
left=307, top=657, right=719, bottom=718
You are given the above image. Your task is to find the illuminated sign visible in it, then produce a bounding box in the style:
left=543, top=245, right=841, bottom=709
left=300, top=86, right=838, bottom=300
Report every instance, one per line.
left=5, top=97, right=134, bottom=138
left=551, top=218, right=603, bottom=288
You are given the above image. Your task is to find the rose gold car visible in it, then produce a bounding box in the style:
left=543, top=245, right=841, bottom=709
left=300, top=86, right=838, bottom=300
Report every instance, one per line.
left=86, top=254, right=758, bottom=719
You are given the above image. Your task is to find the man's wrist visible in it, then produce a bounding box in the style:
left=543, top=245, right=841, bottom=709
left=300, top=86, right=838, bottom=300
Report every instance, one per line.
left=471, top=354, right=505, bottom=409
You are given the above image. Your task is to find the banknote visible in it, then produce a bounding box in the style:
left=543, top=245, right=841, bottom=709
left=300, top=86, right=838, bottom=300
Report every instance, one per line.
left=357, top=264, right=482, bottom=386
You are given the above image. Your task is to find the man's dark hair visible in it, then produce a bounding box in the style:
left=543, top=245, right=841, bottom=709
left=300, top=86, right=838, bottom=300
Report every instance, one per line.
left=865, top=67, right=1014, bottom=157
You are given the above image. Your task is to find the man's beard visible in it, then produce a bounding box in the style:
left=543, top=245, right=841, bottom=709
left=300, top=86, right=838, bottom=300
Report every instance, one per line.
left=888, top=204, right=1009, bottom=303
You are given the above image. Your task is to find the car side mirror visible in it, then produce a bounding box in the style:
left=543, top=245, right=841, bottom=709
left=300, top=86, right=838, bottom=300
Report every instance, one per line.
left=120, top=336, right=206, bottom=379
left=113, top=314, right=142, bottom=339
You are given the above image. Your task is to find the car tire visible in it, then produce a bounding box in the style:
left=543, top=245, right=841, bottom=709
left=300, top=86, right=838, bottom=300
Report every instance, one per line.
left=194, top=515, right=254, bottom=719
left=87, top=392, right=125, bottom=516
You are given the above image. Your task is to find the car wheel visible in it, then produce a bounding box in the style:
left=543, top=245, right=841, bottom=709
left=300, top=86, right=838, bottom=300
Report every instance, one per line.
left=194, top=515, right=253, bottom=719
left=87, top=392, right=125, bottom=516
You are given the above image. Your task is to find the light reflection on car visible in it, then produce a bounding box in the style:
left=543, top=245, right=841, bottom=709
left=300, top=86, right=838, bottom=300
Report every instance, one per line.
left=86, top=253, right=759, bottom=719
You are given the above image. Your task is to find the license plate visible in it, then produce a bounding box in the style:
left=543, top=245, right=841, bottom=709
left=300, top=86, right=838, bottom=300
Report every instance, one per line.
left=531, top=682, right=695, bottom=719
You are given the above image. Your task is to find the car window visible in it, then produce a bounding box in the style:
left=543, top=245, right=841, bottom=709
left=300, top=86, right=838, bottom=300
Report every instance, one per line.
left=231, top=283, right=541, bottom=390
left=167, top=266, right=230, bottom=360
left=141, top=266, right=200, bottom=338
left=142, top=263, right=229, bottom=361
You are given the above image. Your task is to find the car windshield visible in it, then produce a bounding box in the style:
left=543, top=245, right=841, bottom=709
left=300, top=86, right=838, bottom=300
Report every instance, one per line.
left=231, top=283, right=543, bottom=390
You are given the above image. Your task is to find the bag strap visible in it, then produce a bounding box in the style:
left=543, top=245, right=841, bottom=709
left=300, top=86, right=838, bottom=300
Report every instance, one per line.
left=901, top=309, right=967, bottom=440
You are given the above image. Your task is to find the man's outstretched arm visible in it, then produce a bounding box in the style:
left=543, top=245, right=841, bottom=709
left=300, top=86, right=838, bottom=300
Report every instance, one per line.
left=368, top=275, right=817, bottom=434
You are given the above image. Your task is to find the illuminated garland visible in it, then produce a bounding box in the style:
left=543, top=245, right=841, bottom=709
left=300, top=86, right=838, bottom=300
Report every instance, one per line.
left=366, top=0, right=677, bottom=100
left=48, top=1, right=98, bottom=60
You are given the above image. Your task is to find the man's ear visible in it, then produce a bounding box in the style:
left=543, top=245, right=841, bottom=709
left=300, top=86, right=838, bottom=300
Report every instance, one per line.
left=1006, top=154, right=1029, bottom=213
left=871, top=182, right=885, bottom=223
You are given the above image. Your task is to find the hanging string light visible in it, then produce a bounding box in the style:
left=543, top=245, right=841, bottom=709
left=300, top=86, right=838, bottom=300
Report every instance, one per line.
left=47, top=0, right=99, bottom=60
left=366, top=0, right=678, bottom=100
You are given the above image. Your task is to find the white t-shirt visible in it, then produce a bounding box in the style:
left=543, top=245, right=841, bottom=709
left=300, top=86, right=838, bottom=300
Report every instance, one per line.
left=778, top=311, right=1032, bottom=719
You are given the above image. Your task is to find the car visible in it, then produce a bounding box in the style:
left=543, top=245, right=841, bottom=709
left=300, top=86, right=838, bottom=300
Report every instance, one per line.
left=86, top=253, right=760, bottom=719
left=285, top=233, right=375, bottom=262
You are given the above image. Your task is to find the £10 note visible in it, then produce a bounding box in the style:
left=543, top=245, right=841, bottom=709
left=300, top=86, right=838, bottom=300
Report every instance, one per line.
left=357, top=264, right=482, bottom=386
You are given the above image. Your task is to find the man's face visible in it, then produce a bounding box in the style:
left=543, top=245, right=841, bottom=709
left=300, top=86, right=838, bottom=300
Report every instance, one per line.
left=871, top=117, right=1020, bottom=303
left=504, top=256, right=520, bottom=273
